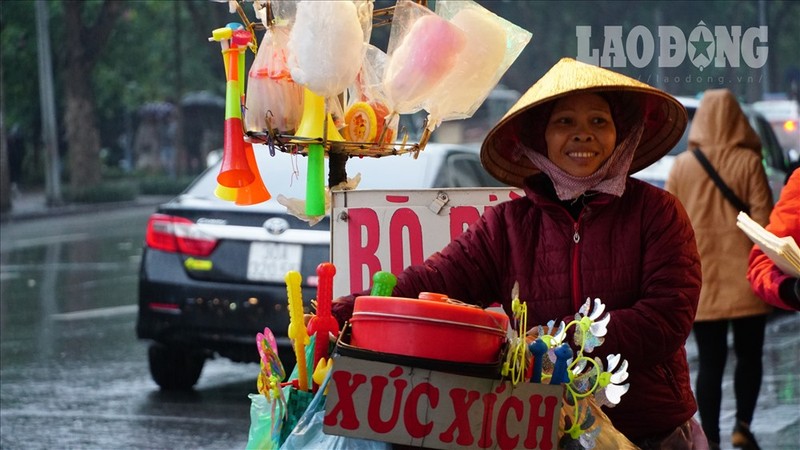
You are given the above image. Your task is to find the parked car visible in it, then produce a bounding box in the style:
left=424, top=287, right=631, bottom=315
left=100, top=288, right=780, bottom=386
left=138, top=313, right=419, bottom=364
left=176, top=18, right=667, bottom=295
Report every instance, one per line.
left=633, top=96, right=790, bottom=201
left=751, top=99, right=800, bottom=164
left=136, top=143, right=503, bottom=390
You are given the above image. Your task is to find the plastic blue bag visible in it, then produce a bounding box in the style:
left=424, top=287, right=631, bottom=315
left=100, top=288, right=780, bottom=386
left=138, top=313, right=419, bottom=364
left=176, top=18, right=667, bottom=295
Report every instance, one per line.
left=246, top=389, right=286, bottom=450
left=247, top=334, right=316, bottom=449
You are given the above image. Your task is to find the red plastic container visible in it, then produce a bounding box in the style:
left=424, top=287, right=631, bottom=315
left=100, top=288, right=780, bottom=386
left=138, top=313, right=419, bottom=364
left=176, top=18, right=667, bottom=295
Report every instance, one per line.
left=349, top=293, right=509, bottom=364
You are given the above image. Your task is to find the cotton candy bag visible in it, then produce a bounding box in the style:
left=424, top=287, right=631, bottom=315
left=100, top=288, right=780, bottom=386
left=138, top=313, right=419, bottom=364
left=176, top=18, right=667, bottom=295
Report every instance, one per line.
left=423, top=0, right=532, bottom=131
left=287, top=0, right=366, bottom=100
left=382, top=0, right=467, bottom=115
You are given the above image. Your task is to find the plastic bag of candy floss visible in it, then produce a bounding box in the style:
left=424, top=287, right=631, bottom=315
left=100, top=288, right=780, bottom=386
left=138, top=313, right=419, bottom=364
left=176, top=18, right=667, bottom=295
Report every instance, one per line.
left=245, top=25, right=304, bottom=135
left=382, top=0, right=467, bottom=115
left=423, top=0, right=532, bottom=131
left=287, top=0, right=365, bottom=101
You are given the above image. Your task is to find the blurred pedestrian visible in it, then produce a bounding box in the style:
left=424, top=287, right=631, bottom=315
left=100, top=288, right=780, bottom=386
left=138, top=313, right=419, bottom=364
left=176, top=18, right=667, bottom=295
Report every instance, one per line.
left=747, top=168, right=800, bottom=310
left=666, top=88, right=773, bottom=450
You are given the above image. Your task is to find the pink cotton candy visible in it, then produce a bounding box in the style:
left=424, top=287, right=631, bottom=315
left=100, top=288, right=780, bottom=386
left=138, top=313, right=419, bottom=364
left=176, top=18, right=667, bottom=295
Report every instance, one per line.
left=425, top=8, right=507, bottom=123
left=383, top=14, right=466, bottom=114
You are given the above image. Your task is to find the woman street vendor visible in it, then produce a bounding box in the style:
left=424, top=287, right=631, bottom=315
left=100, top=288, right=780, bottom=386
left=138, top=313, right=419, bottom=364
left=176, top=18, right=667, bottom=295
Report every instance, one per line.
left=333, top=58, right=707, bottom=449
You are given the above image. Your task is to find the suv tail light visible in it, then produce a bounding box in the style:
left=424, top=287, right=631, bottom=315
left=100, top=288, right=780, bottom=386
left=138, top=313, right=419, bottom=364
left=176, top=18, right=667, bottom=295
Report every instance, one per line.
left=145, top=213, right=218, bottom=257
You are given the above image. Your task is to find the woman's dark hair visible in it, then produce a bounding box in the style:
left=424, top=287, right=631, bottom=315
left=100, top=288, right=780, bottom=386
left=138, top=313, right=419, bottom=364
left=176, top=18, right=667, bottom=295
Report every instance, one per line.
left=598, top=91, right=645, bottom=145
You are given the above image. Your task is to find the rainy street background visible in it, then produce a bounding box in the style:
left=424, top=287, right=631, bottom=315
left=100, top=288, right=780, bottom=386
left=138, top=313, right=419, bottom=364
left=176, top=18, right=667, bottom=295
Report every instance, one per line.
left=1, top=204, right=798, bottom=449
left=2, top=0, right=799, bottom=448
left=0, top=206, right=254, bottom=449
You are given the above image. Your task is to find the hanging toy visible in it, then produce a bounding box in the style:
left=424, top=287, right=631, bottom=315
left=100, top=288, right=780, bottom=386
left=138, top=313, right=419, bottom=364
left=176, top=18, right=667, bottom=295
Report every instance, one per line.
left=293, top=89, right=344, bottom=216
left=342, top=102, right=378, bottom=143
left=287, top=0, right=366, bottom=216
left=217, top=27, right=255, bottom=189
left=235, top=143, right=272, bottom=205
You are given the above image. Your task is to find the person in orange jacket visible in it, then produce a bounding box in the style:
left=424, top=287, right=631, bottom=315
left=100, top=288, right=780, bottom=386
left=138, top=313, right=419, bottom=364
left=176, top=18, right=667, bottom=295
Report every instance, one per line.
left=747, top=168, right=800, bottom=310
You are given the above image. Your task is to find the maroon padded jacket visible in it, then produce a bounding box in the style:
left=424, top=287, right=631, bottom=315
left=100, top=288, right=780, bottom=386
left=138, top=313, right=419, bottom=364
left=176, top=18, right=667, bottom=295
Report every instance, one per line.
left=332, top=175, right=701, bottom=441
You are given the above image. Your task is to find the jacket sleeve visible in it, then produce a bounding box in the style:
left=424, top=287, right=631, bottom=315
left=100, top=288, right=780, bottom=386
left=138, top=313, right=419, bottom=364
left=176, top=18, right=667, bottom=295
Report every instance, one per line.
left=598, top=191, right=702, bottom=367
left=331, top=203, right=509, bottom=327
left=747, top=248, right=798, bottom=310
left=746, top=171, right=800, bottom=310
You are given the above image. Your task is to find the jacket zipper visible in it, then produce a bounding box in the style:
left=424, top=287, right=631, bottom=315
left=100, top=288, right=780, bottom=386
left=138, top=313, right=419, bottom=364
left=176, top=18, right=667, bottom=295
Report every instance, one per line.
left=571, top=221, right=581, bottom=311
left=661, top=363, right=683, bottom=400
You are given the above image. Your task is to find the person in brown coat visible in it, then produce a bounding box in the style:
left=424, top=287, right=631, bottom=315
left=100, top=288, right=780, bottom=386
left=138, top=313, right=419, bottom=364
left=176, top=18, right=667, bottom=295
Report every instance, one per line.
left=666, top=88, right=773, bottom=450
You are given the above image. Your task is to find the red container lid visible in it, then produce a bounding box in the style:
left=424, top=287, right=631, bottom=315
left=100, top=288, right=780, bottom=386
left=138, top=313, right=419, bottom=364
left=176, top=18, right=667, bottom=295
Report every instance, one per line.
left=352, top=293, right=509, bottom=332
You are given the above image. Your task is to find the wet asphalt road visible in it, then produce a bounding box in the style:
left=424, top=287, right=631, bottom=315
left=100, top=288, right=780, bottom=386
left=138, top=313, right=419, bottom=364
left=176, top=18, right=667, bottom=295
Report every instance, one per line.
left=0, top=206, right=256, bottom=449
left=685, top=312, right=800, bottom=449
left=1, top=204, right=798, bottom=449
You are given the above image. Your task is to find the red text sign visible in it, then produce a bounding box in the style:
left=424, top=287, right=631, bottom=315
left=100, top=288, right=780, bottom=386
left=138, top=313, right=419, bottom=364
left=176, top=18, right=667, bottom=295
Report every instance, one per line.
left=323, top=356, right=563, bottom=450
left=331, top=188, right=521, bottom=298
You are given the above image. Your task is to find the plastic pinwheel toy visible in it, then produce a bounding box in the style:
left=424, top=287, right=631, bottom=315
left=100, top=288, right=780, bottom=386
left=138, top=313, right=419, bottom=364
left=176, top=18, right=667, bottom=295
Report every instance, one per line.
left=524, top=297, right=632, bottom=449
left=501, top=282, right=527, bottom=385
left=254, top=327, right=287, bottom=445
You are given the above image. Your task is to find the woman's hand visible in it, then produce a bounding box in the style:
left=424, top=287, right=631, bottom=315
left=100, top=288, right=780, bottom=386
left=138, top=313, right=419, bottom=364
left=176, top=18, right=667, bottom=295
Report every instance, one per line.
left=525, top=325, right=550, bottom=343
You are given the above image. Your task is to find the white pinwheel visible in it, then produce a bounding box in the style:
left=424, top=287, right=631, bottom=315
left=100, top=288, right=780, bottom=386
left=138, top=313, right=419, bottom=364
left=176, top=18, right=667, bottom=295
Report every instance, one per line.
left=594, top=353, right=630, bottom=407
left=574, top=298, right=610, bottom=353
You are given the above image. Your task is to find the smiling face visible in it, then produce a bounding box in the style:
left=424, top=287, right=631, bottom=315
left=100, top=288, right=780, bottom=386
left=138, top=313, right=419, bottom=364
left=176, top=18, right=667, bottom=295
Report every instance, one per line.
left=544, top=93, right=617, bottom=177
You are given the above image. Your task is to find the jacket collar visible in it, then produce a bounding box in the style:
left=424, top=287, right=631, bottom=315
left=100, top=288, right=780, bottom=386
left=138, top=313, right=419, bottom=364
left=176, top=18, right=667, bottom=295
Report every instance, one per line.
left=522, top=174, right=619, bottom=212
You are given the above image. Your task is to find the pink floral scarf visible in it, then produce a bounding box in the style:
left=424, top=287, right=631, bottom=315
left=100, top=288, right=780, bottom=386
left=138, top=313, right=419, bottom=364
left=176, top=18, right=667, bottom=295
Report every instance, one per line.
left=522, top=121, right=645, bottom=200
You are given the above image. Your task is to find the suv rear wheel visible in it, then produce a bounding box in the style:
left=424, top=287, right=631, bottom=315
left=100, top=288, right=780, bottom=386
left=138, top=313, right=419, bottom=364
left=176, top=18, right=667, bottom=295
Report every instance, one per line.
left=148, top=343, right=206, bottom=390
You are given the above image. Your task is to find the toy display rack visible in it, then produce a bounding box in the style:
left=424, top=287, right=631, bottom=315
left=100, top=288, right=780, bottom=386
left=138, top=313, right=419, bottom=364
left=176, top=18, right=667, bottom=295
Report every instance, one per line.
left=232, top=0, right=432, bottom=165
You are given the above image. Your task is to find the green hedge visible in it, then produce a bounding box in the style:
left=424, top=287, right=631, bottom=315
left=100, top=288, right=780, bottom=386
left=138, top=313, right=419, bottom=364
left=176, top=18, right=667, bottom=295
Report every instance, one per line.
left=59, top=175, right=194, bottom=204
left=63, top=180, right=140, bottom=203
left=137, top=176, right=194, bottom=195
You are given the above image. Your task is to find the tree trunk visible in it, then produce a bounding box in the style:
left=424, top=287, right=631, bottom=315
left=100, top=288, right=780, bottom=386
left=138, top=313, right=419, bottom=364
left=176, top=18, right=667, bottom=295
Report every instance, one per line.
left=64, top=79, right=102, bottom=189
left=61, top=1, right=125, bottom=192
left=63, top=2, right=101, bottom=190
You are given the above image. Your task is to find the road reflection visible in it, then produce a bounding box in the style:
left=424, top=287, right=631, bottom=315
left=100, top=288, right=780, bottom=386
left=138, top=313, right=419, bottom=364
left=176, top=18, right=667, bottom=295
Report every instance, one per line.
left=1, top=207, right=798, bottom=449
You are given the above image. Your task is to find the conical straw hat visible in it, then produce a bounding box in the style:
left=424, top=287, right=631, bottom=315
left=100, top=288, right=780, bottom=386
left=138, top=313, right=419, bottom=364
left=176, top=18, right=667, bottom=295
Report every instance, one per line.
left=480, top=58, right=687, bottom=188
